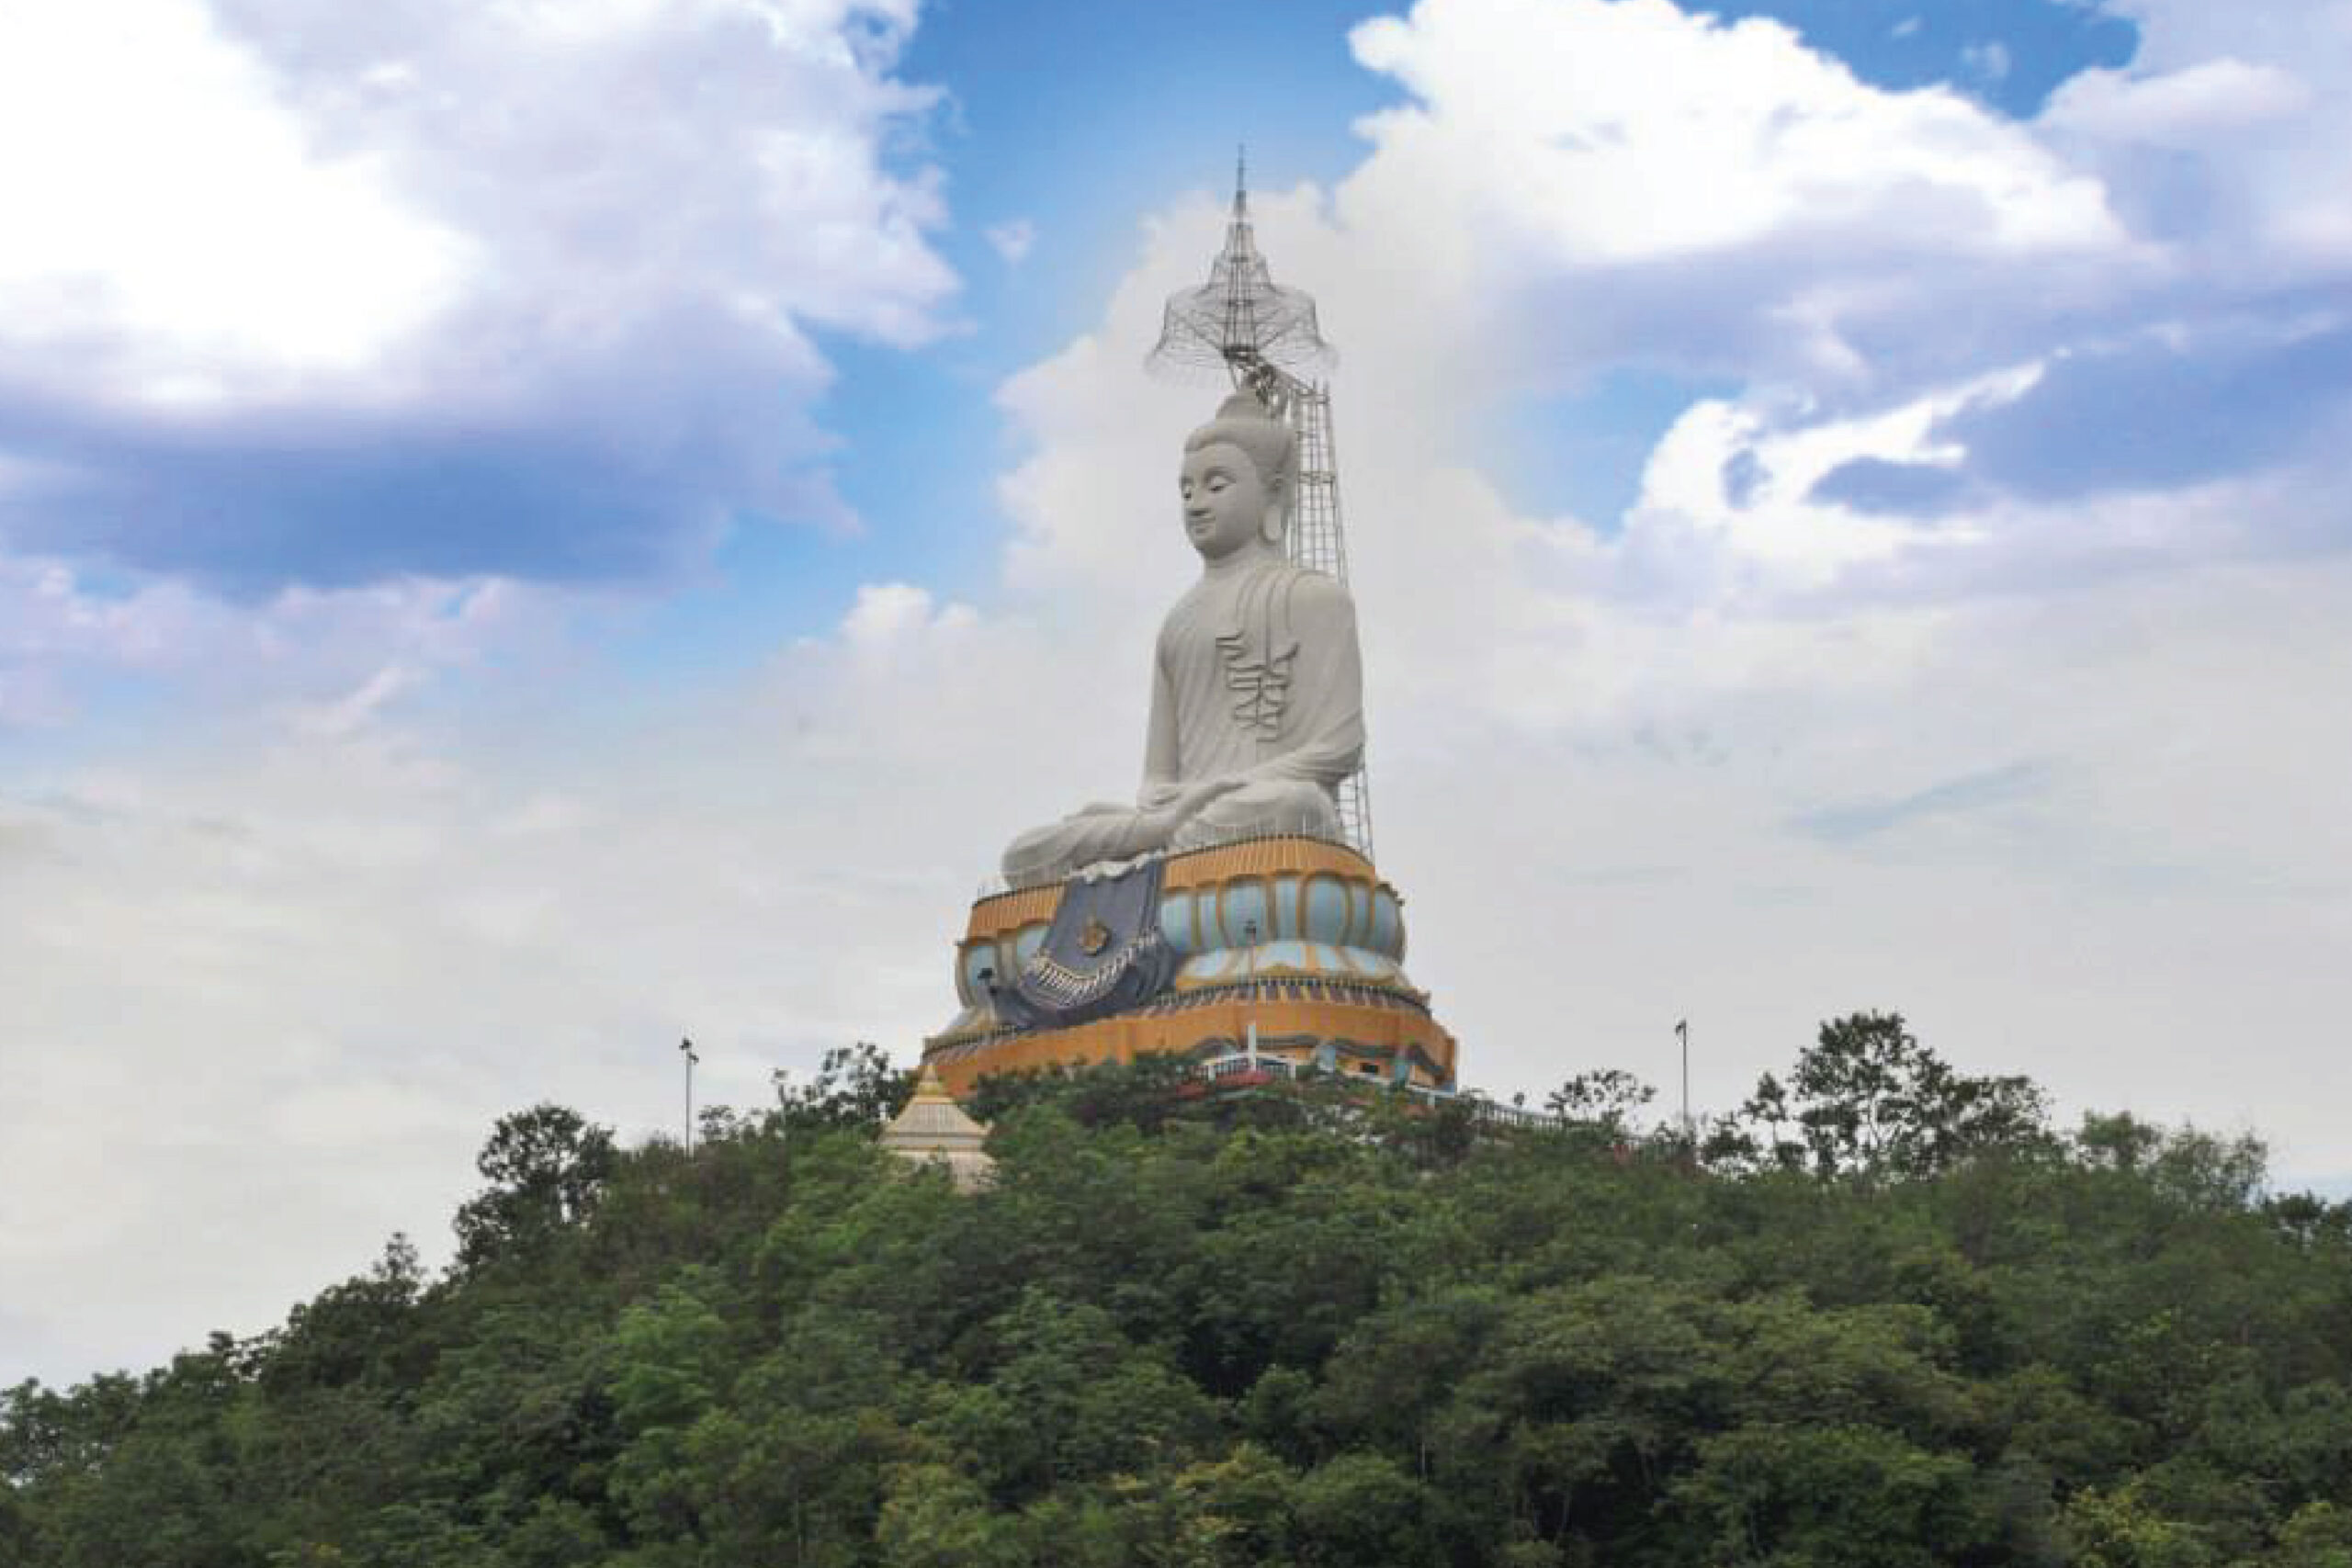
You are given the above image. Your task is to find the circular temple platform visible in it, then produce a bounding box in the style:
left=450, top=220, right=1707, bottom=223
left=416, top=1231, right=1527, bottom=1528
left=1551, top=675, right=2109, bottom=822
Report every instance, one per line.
left=922, top=835, right=1456, bottom=1098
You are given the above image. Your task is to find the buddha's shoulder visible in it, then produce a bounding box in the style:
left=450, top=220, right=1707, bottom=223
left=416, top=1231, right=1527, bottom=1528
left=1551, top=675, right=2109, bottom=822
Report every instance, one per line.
left=1278, top=565, right=1353, bottom=605
left=1159, top=561, right=1355, bottom=635
left=1272, top=565, right=1357, bottom=623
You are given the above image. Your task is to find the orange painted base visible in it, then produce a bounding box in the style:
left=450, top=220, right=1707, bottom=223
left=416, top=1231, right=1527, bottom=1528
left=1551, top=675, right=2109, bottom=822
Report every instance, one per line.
left=921, top=988, right=1457, bottom=1100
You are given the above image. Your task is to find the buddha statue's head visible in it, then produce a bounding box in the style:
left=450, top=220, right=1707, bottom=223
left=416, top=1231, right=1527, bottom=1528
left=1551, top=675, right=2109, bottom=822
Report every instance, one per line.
left=1180, top=391, right=1295, bottom=561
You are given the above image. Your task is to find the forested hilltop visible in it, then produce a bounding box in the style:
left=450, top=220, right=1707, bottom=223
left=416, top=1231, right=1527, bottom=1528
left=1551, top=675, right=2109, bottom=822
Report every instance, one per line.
left=7, top=1018, right=2352, bottom=1568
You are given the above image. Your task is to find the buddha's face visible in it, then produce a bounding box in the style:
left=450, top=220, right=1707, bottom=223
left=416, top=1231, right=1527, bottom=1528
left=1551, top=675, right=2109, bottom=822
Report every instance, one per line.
left=1179, top=441, right=1273, bottom=560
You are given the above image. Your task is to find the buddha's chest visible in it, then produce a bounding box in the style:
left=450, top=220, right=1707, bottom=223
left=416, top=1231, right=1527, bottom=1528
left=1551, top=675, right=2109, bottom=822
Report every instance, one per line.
left=1161, top=570, right=1304, bottom=749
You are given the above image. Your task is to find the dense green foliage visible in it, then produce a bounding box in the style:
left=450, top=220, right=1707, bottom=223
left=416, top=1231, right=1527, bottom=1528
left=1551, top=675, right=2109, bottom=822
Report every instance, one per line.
left=7, top=1022, right=2352, bottom=1567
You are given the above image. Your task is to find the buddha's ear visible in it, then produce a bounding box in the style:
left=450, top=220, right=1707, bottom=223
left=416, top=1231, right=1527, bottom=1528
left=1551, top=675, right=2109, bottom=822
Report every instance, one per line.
left=1261, top=454, right=1295, bottom=543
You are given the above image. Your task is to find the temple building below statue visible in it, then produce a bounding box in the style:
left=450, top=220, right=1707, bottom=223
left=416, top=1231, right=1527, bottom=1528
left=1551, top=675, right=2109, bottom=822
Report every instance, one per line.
left=922, top=833, right=1455, bottom=1098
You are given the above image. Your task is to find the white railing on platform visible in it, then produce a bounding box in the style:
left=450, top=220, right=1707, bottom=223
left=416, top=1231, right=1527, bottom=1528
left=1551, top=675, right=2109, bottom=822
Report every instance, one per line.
left=1192, top=1050, right=1558, bottom=1130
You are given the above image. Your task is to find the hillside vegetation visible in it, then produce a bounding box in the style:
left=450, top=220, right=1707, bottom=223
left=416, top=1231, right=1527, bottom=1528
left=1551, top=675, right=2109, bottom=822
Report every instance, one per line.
left=6, top=1021, right=2352, bottom=1568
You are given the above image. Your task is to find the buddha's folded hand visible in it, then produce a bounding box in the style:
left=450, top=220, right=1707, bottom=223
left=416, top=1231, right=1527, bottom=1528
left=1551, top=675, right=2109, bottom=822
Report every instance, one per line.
left=1134, top=776, right=1239, bottom=838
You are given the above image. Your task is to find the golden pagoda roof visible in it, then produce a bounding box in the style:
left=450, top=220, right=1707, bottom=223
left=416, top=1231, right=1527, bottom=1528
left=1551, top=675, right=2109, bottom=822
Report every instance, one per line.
left=879, top=1064, right=994, bottom=1190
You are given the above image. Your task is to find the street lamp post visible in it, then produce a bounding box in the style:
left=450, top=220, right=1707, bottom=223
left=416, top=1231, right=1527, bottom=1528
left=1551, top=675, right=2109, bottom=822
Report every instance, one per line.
left=1242, top=919, right=1261, bottom=1066
left=1675, top=1019, right=1690, bottom=1140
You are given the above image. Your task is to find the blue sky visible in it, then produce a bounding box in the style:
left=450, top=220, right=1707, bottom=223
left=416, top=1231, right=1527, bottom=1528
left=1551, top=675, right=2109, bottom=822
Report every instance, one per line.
left=5, top=0, right=2350, bottom=1387
left=0, top=0, right=2170, bottom=701
left=667, top=0, right=2148, bottom=672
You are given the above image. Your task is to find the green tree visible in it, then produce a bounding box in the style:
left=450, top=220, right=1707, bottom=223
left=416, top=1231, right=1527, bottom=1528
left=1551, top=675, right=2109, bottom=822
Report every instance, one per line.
left=2063, top=1483, right=2221, bottom=1568
left=931, top=1288, right=1217, bottom=1503
left=775, top=1042, right=917, bottom=1132
left=452, top=1104, right=617, bottom=1269
left=2273, top=1501, right=2352, bottom=1568
left=1291, top=1451, right=1441, bottom=1567
left=263, top=1234, right=427, bottom=1394
left=1543, top=1068, right=1656, bottom=1134
left=1729, top=1011, right=2050, bottom=1179
left=605, top=1268, right=732, bottom=1541
left=14, top=1054, right=2352, bottom=1568
left=1672, top=1423, right=1989, bottom=1568
left=875, top=1464, right=1022, bottom=1568
left=967, top=1053, right=1203, bottom=1132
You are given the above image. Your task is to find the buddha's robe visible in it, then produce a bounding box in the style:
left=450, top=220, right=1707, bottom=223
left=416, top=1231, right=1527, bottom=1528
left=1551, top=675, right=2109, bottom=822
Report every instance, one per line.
left=1001, top=558, right=1364, bottom=888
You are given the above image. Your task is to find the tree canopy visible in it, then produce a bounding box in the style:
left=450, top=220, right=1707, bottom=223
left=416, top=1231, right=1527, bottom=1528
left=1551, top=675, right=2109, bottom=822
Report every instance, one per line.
left=6, top=1015, right=2350, bottom=1567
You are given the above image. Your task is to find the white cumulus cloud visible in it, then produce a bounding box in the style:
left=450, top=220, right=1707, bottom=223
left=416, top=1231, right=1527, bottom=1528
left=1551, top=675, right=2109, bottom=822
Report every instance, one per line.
left=0, top=0, right=472, bottom=405
left=986, top=219, right=1038, bottom=265
left=1340, top=0, right=2128, bottom=399
left=0, top=0, right=955, bottom=415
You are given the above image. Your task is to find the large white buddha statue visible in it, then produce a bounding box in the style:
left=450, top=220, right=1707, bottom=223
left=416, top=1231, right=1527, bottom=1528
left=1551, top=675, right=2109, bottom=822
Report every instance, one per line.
left=1001, top=390, right=1364, bottom=889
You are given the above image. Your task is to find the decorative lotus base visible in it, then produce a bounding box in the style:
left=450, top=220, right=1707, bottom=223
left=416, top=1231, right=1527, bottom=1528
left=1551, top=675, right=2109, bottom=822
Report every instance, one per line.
left=922, top=835, right=1457, bottom=1099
